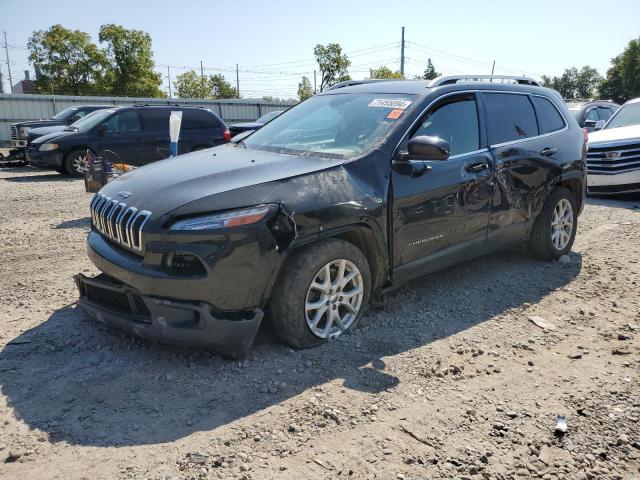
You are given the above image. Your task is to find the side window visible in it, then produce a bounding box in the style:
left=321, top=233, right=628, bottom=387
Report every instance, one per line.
left=411, top=97, right=479, bottom=156
left=484, top=93, right=539, bottom=144
left=182, top=109, right=221, bottom=130
left=140, top=109, right=170, bottom=133
left=585, top=108, right=599, bottom=122
left=531, top=96, right=565, bottom=134
left=597, top=107, right=613, bottom=121
left=103, top=111, right=141, bottom=133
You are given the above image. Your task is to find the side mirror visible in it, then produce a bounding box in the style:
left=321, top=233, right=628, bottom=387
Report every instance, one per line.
left=97, top=124, right=108, bottom=136
left=594, top=120, right=606, bottom=131
left=406, top=136, right=450, bottom=161
left=584, top=119, right=596, bottom=128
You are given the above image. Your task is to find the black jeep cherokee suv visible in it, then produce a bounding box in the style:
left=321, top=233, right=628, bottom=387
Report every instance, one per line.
left=76, top=75, right=587, bottom=357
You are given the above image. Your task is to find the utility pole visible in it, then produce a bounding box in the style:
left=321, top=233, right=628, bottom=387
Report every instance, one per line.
left=3, top=32, right=14, bottom=93
left=200, top=60, right=204, bottom=94
left=491, top=60, right=495, bottom=75
left=235, top=63, right=240, bottom=98
left=167, top=66, right=172, bottom=98
left=313, top=70, right=317, bottom=94
left=400, top=26, right=405, bottom=77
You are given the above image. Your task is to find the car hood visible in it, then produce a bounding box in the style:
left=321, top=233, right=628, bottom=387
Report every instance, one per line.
left=30, top=130, right=79, bottom=144
left=229, top=122, right=261, bottom=129
left=28, top=125, right=69, bottom=138
left=13, top=120, right=65, bottom=129
left=588, top=124, right=640, bottom=146
left=99, top=145, right=346, bottom=216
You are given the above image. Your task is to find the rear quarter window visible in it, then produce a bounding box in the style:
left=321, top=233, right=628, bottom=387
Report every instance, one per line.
left=182, top=110, right=221, bottom=130
left=484, top=93, right=539, bottom=145
left=531, top=96, right=565, bottom=134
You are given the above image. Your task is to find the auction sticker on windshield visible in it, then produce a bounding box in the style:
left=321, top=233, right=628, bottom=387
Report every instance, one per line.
left=368, top=98, right=412, bottom=109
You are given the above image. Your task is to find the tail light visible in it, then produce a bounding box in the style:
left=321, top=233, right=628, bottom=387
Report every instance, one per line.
left=223, top=129, right=231, bottom=142
left=582, top=128, right=589, bottom=144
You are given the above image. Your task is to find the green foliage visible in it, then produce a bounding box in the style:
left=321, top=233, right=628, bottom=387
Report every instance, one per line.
left=314, top=43, right=351, bottom=91
left=369, top=66, right=403, bottom=79
left=423, top=58, right=439, bottom=80
left=98, top=24, right=163, bottom=97
left=599, top=36, right=640, bottom=104
left=28, top=23, right=164, bottom=97
left=174, top=70, right=238, bottom=99
left=28, top=24, right=109, bottom=95
left=297, top=76, right=314, bottom=101
left=541, top=66, right=602, bottom=99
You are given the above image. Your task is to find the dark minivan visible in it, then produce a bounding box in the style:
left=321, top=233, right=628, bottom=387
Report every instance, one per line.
left=76, top=75, right=586, bottom=357
left=27, top=105, right=230, bottom=176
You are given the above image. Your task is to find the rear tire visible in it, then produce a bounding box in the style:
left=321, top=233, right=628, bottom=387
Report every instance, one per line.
left=63, top=149, right=88, bottom=178
left=528, top=186, right=577, bottom=260
left=269, top=238, right=371, bottom=349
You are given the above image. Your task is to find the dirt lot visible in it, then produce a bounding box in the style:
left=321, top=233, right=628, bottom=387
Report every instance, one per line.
left=0, top=166, right=638, bottom=480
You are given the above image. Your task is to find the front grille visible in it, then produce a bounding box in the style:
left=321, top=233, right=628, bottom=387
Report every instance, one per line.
left=10, top=125, right=17, bottom=140
left=78, top=274, right=151, bottom=321
left=587, top=142, right=640, bottom=174
left=588, top=182, right=640, bottom=194
left=90, top=193, right=151, bottom=252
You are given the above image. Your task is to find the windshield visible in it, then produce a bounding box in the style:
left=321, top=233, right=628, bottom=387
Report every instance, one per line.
left=605, top=102, right=640, bottom=129
left=68, top=109, right=104, bottom=128
left=257, top=111, right=282, bottom=123
left=52, top=107, right=78, bottom=120
left=244, top=93, right=415, bottom=158
left=72, top=109, right=116, bottom=132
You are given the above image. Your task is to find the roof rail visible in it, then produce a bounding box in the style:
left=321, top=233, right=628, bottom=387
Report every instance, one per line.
left=429, top=75, right=541, bottom=87
left=326, top=79, right=394, bottom=91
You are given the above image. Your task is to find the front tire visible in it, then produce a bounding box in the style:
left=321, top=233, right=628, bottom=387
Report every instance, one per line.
left=63, top=149, right=88, bottom=177
left=269, top=238, right=371, bottom=349
left=528, top=186, right=577, bottom=260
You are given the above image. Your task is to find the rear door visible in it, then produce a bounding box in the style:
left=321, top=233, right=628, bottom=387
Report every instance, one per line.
left=139, top=108, right=171, bottom=163
left=483, top=92, right=567, bottom=246
left=391, top=92, right=494, bottom=281
left=179, top=109, right=226, bottom=153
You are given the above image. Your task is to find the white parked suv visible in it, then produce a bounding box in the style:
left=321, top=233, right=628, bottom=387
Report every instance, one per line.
left=587, top=97, right=640, bottom=195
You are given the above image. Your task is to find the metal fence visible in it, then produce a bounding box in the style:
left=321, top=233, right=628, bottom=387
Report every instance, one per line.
left=0, top=93, right=297, bottom=143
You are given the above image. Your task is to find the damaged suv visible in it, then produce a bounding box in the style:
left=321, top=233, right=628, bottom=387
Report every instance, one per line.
left=76, top=75, right=586, bottom=357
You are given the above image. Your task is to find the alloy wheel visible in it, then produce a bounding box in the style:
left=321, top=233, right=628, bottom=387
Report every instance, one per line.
left=304, top=259, right=364, bottom=339
left=71, top=154, right=86, bottom=174
left=551, top=198, right=573, bottom=250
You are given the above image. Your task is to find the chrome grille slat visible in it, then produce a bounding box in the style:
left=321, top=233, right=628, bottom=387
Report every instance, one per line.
left=89, top=193, right=151, bottom=252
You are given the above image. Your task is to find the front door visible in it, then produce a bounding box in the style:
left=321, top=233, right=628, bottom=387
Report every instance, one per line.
left=391, top=93, right=494, bottom=282
left=95, top=110, right=144, bottom=165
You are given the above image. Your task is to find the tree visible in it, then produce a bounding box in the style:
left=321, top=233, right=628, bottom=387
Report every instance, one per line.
left=210, top=74, right=238, bottom=99
left=98, top=24, right=163, bottom=97
left=28, top=24, right=108, bottom=95
left=369, top=66, right=403, bottom=79
left=174, top=70, right=237, bottom=99
left=297, top=76, right=313, bottom=101
left=423, top=58, right=439, bottom=80
left=575, top=66, right=602, bottom=99
left=599, top=36, right=640, bottom=104
left=541, top=66, right=603, bottom=99
left=314, top=43, right=351, bottom=91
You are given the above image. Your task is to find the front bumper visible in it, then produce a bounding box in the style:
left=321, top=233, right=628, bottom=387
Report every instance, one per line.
left=587, top=169, right=640, bottom=195
left=26, top=148, right=63, bottom=168
left=76, top=273, right=263, bottom=357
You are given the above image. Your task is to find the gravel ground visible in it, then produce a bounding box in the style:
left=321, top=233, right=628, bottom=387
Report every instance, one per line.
left=0, top=166, right=638, bottom=480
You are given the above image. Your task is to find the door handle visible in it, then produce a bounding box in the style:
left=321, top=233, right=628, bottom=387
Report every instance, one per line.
left=466, top=162, right=489, bottom=173
left=540, top=147, right=558, bottom=157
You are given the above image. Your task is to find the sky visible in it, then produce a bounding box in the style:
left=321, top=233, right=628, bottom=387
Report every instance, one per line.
left=1, top=0, right=639, bottom=99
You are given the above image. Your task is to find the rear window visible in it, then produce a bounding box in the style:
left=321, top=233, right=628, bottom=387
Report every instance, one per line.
left=484, top=93, right=539, bottom=144
left=531, top=96, right=565, bottom=134
left=140, top=109, right=170, bottom=132
left=182, top=109, right=221, bottom=130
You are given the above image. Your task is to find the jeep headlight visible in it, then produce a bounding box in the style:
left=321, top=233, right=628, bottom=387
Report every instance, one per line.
left=38, top=143, right=59, bottom=152
left=170, top=205, right=273, bottom=231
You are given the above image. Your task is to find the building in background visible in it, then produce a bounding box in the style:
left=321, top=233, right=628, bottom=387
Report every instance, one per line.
left=12, top=71, right=35, bottom=94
